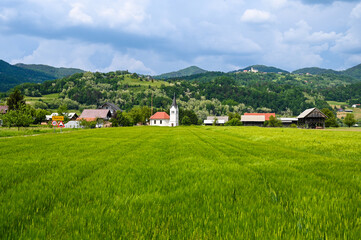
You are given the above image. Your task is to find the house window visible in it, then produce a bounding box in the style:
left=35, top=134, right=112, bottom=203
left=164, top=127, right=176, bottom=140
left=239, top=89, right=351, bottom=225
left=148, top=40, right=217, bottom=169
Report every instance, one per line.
left=154, top=120, right=156, bottom=124
left=171, top=111, right=174, bottom=114
left=160, top=120, right=162, bottom=124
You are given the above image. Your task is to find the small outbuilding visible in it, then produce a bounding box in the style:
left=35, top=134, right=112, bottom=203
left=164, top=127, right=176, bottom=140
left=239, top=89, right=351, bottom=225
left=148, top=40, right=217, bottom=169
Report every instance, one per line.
left=297, top=108, right=327, bottom=129
left=204, top=116, right=229, bottom=125
left=279, top=118, right=298, bottom=127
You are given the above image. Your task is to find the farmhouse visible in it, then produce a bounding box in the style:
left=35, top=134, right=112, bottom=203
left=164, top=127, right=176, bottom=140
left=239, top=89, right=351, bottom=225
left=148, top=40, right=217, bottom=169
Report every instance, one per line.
left=0, top=105, right=8, bottom=114
left=45, top=112, right=78, bottom=121
left=99, top=102, right=121, bottom=117
left=77, top=109, right=112, bottom=122
left=241, top=115, right=265, bottom=126
left=297, top=108, right=327, bottom=129
left=150, top=95, right=179, bottom=127
left=204, top=116, right=229, bottom=125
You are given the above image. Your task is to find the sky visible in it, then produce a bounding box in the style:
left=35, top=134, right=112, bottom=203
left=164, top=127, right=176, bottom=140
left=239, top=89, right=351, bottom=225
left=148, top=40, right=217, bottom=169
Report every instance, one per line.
left=1, top=0, right=361, bottom=75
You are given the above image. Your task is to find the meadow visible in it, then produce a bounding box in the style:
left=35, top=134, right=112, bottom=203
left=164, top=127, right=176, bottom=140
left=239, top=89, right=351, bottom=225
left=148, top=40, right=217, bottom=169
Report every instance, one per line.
left=0, top=126, right=360, bottom=239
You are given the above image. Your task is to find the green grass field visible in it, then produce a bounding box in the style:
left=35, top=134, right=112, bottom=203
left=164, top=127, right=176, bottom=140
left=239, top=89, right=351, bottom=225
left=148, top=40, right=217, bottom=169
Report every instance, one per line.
left=1, top=126, right=360, bottom=238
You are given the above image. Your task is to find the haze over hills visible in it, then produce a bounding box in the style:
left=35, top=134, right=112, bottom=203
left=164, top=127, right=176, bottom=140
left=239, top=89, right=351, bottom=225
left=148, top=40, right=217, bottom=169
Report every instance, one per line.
left=15, top=63, right=84, bottom=79
left=154, top=66, right=208, bottom=79
left=0, top=60, right=84, bottom=92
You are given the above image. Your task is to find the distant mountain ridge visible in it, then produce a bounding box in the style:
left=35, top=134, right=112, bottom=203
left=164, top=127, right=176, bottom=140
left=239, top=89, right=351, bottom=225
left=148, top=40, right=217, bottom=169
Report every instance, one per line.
left=154, top=66, right=208, bottom=79
left=15, top=63, right=84, bottom=79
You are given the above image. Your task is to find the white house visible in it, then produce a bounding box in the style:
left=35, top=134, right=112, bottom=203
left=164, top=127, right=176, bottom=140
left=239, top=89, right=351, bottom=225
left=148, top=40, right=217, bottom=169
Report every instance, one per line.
left=150, top=112, right=171, bottom=126
left=150, top=95, right=179, bottom=127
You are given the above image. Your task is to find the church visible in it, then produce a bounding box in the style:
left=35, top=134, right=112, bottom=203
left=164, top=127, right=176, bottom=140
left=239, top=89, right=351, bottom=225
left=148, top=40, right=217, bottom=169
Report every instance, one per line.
left=150, top=95, right=179, bottom=127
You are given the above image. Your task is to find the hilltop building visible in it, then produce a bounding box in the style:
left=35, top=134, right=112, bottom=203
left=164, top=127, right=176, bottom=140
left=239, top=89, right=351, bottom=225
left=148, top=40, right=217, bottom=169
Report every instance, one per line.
left=150, top=95, right=179, bottom=127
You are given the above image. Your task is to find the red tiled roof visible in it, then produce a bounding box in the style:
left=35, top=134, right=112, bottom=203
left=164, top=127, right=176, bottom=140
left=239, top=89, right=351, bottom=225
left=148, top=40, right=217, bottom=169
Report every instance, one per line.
left=150, top=112, right=170, bottom=120
left=0, top=105, right=8, bottom=113
left=244, top=113, right=275, bottom=121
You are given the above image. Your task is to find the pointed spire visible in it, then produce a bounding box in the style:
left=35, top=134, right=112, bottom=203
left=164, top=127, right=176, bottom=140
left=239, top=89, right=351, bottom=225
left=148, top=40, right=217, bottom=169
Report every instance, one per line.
left=171, top=93, right=178, bottom=108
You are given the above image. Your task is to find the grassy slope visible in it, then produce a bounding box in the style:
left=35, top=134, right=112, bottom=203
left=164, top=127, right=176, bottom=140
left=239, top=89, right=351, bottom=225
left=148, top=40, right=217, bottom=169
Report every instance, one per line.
left=0, top=127, right=360, bottom=239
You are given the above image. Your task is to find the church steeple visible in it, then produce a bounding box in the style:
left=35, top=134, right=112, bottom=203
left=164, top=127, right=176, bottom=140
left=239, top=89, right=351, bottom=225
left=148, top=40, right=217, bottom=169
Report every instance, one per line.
left=169, top=93, right=179, bottom=127
left=171, top=93, right=177, bottom=108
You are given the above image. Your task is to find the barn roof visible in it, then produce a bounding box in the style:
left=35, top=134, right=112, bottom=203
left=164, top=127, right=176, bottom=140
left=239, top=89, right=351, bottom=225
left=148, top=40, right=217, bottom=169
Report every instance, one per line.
left=150, top=112, right=170, bottom=120
left=99, top=102, right=121, bottom=111
left=241, top=115, right=265, bottom=122
left=244, top=113, right=275, bottom=121
left=297, top=108, right=327, bottom=119
left=78, top=109, right=111, bottom=119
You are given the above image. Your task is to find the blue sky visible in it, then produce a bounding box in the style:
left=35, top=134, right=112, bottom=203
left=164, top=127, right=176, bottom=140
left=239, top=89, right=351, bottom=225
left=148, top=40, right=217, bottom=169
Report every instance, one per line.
left=1, top=0, right=361, bottom=74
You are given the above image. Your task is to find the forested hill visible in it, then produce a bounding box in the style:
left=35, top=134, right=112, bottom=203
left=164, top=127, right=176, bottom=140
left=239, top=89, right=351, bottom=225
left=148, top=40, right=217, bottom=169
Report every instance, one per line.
left=292, top=67, right=339, bottom=75
left=0, top=60, right=85, bottom=92
left=15, top=63, right=84, bottom=79
left=9, top=70, right=351, bottom=119
left=154, top=66, right=208, bottom=79
left=0, top=60, right=55, bottom=92
left=292, top=63, right=361, bottom=80
left=233, top=65, right=289, bottom=73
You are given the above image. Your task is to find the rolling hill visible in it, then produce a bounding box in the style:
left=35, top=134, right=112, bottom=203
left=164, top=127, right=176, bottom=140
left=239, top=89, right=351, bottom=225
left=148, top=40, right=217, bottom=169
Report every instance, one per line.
left=342, top=63, right=361, bottom=80
left=292, top=67, right=339, bottom=75
left=15, top=63, right=84, bottom=79
left=154, top=66, right=208, bottom=79
left=0, top=60, right=85, bottom=92
left=0, top=60, right=55, bottom=92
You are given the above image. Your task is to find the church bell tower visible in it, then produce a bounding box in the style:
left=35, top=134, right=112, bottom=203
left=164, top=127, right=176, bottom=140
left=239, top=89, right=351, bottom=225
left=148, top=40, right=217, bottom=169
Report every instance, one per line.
left=169, top=94, right=179, bottom=127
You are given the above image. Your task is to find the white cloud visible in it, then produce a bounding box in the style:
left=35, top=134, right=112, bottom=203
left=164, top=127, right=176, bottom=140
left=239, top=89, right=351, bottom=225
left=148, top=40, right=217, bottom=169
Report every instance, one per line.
left=241, top=9, right=273, bottom=23
left=104, top=53, right=155, bottom=75
left=0, top=8, right=17, bottom=21
left=68, top=3, right=93, bottom=25
left=11, top=39, right=155, bottom=74
left=351, top=2, right=361, bottom=18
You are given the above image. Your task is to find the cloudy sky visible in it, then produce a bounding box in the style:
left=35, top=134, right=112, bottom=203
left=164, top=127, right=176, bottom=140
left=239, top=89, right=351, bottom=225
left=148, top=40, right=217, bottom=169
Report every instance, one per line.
left=1, top=0, right=361, bottom=74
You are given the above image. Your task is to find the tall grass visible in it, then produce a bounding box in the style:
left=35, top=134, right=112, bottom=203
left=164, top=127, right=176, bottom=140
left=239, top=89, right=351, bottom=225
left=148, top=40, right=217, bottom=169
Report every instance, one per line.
left=0, top=126, right=360, bottom=238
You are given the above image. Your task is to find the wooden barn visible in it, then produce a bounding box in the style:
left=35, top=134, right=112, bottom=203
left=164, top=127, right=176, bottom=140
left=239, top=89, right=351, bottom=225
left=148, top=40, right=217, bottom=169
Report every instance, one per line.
left=297, top=108, right=327, bottom=129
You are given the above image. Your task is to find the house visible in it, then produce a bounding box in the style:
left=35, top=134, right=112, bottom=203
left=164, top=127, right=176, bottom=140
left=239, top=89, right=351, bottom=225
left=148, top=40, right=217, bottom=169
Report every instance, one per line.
left=68, top=113, right=79, bottom=121
left=150, top=95, right=179, bottom=127
left=65, top=121, right=81, bottom=128
left=77, top=109, right=112, bottom=122
left=0, top=105, right=8, bottom=114
left=297, top=108, right=327, bottom=129
left=279, top=118, right=298, bottom=127
left=150, top=112, right=171, bottom=126
left=345, top=109, right=353, bottom=113
left=241, top=115, right=265, bottom=126
left=45, top=113, right=59, bottom=121
left=98, top=102, right=121, bottom=117
left=352, top=104, right=360, bottom=108
left=204, top=116, right=229, bottom=125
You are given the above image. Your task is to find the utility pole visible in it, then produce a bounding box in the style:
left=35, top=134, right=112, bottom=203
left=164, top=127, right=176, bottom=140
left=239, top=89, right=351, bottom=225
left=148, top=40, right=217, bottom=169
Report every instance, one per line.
left=151, top=92, right=153, bottom=116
